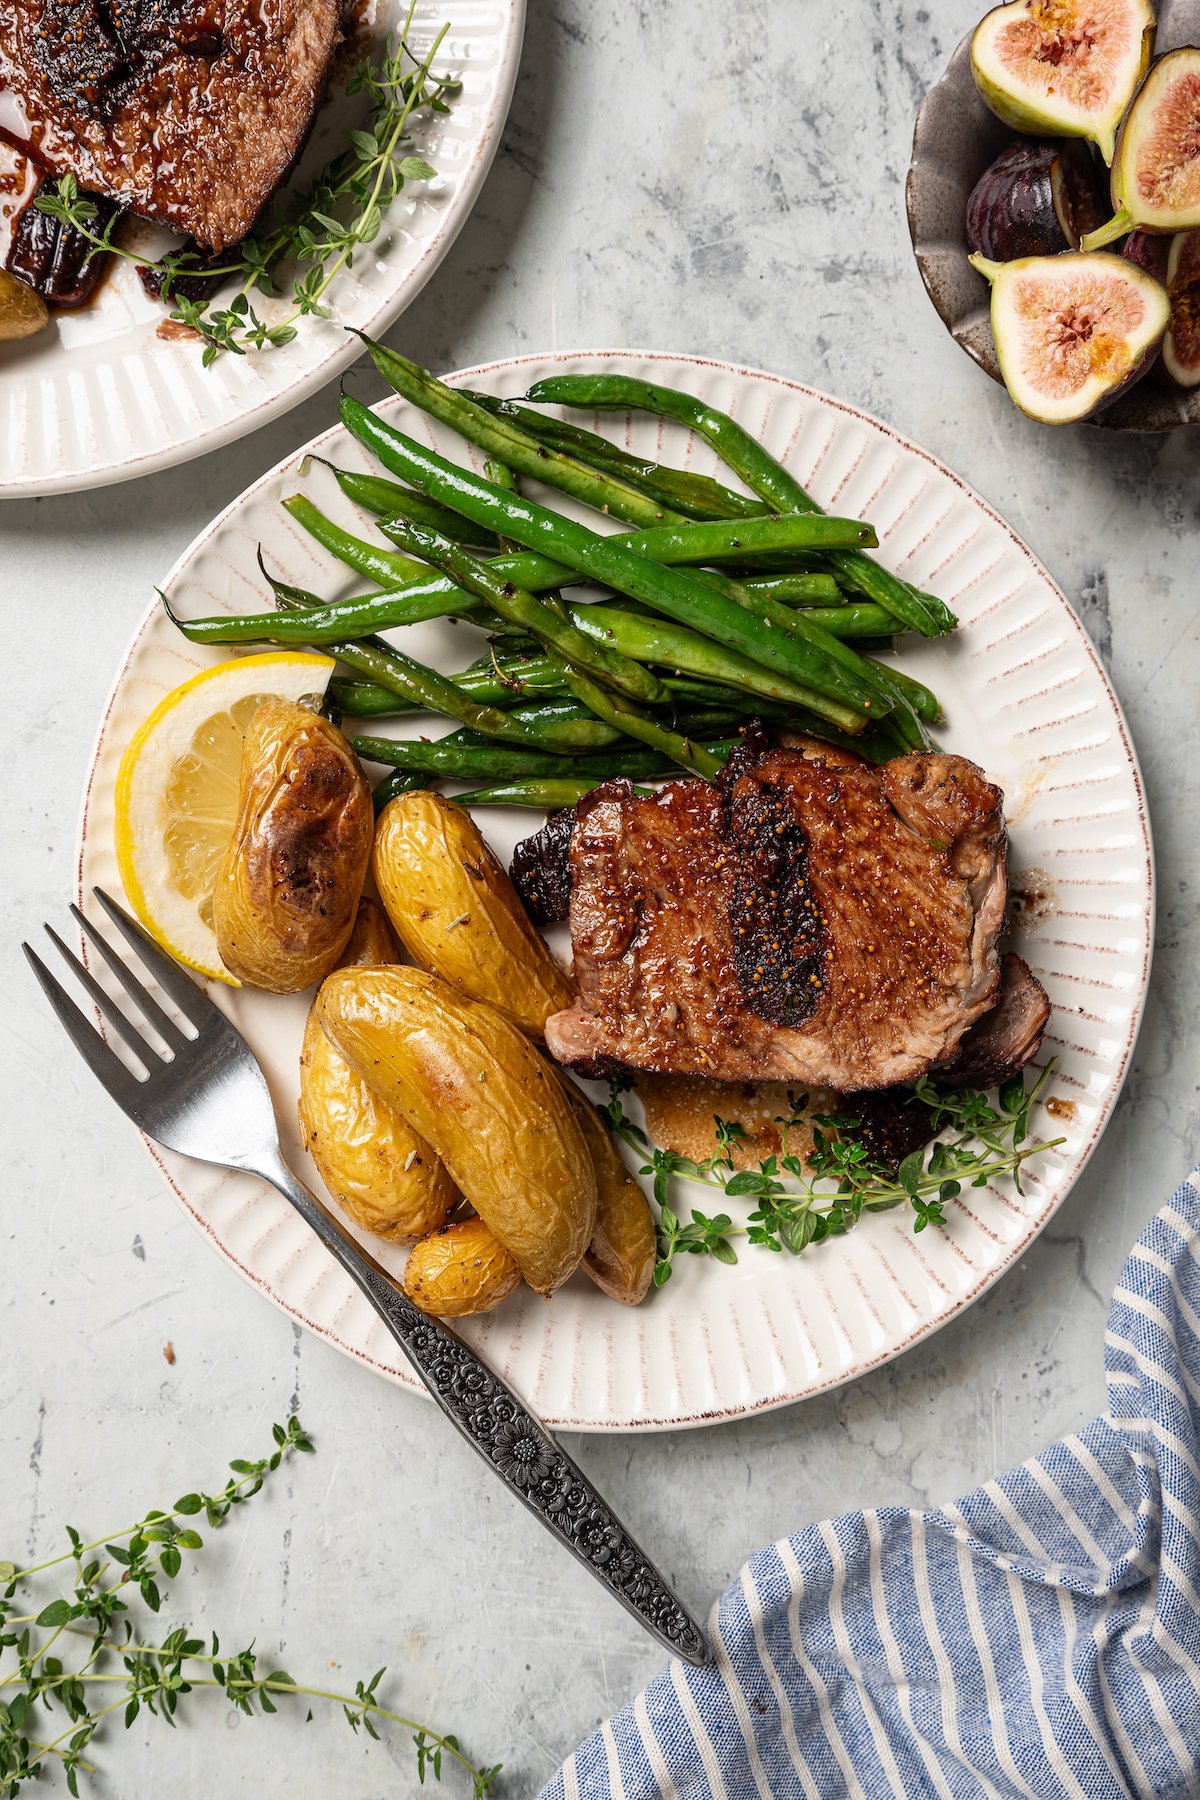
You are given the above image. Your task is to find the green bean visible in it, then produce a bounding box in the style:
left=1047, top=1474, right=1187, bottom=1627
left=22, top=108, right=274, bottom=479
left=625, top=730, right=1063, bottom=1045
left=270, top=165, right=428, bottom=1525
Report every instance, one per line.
left=377, top=507, right=876, bottom=564
left=360, top=337, right=684, bottom=529
left=328, top=653, right=567, bottom=717
left=372, top=768, right=432, bottom=814
left=714, top=579, right=926, bottom=748
left=483, top=458, right=526, bottom=559
left=282, top=495, right=436, bottom=592
left=340, top=396, right=886, bottom=719
left=461, top=390, right=764, bottom=521
left=249, top=575, right=599, bottom=751
left=791, top=603, right=895, bottom=639
left=185, top=579, right=545, bottom=746
left=451, top=778, right=615, bottom=810
left=739, top=573, right=842, bottom=605
left=526, top=374, right=957, bottom=639
left=565, top=602, right=863, bottom=733
left=866, top=659, right=943, bottom=725
left=450, top=681, right=731, bottom=778
left=387, top=522, right=668, bottom=707
left=305, top=458, right=501, bottom=547
left=349, top=734, right=707, bottom=781
left=547, top=657, right=724, bottom=781
left=443, top=698, right=622, bottom=750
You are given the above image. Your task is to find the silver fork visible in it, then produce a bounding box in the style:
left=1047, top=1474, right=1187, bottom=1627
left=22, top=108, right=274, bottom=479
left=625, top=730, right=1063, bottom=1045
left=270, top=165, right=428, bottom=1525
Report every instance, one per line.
left=24, top=888, right=710, bottom=1668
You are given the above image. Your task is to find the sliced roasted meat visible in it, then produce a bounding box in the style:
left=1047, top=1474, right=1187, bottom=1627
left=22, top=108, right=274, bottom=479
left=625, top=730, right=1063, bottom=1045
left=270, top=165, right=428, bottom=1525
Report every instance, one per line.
left=508, top=730, right=862, bottom=928
left=937, top=952, right=1050, bottom=1089
left=0, top=0, right=342, bottom=250
left=544, top=749, right=1009, bottom=1092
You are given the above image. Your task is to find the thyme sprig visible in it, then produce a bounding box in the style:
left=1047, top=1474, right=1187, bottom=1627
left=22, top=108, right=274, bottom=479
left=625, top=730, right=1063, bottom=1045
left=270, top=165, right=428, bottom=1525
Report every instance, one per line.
left=604, top=1063, right=1065, bottom=1286
left=0, top=1420, right=500, bottom=1796
left=35, top=4, right=459, bottom=365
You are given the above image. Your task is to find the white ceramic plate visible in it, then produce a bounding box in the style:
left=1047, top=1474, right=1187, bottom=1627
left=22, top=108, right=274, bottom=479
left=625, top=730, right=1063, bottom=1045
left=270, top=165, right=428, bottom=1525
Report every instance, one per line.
left=0, top=0, right=524, bottom=499
left=76, top=351, right=1153, bottom=1431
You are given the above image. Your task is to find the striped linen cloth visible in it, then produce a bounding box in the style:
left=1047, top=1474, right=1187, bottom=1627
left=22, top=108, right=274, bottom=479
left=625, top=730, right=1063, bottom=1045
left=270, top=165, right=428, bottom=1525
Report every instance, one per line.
left=544, top=1171, right=1200, bottom=1799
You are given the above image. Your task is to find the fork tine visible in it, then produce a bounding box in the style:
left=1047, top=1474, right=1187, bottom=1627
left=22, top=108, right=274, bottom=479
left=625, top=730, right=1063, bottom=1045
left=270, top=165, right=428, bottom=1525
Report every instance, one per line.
left=69, top=904, right=188, bottom=1051
left=44, top=922, right=167, bottom=1065
left=24, top=941, right=145, bottom=1104
left=90, top=889, right=216, bottom=1028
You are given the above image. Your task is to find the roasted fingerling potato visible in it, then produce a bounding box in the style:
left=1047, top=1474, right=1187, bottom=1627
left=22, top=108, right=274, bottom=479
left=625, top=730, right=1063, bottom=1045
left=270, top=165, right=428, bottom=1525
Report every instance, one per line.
left=214, top=699, right=373, bottom=992
left=403, top=1217, right=522, bottom=1318
left=372, top=789, right=574, bottom=1038
left=298, top=1008, right=455, bottom=1242
left=556, top=1076, right=657, bottom=1306
left=337, top=895, right=400, bottom=968
left=316, top=965, right=597, bottom=1295
left=299, top=897, right=453, bottom=1241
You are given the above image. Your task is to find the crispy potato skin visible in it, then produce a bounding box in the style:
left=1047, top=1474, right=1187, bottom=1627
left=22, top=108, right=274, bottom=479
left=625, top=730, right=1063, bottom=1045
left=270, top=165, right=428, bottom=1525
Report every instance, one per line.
left=403, top=1217, right=521, bottom=1317
left=316, top=966, right=597, bottom=1295
left=298, top=1009, right=455, bottom=1242
left=299, top=898, right=453, bottom=1242
left=214, top=700, right=373, bottom=992
left=557, top=1077, right=657, bottom=1305
left=372, top=791, right=574, bottom=1038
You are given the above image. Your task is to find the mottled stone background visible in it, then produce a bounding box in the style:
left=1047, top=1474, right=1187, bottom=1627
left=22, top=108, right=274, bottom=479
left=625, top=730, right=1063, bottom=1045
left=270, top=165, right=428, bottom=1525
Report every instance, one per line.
left=2, top=0, right=1198, bottom=1792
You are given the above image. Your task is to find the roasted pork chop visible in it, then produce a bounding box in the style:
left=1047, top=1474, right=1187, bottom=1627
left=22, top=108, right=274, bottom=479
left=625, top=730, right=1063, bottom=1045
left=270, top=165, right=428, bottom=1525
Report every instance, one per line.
left=0, top=0, right=342, bottom=250
left=543, top=748, right=1010, bottom=1091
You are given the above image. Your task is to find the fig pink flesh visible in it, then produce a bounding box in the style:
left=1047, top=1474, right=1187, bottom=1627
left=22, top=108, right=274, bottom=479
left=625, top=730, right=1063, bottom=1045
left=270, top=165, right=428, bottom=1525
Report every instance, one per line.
left=1166, top=230, right=1200, bottom=379
left=993, top=1, right=1141, bottom=114
left=1135, top=69, right=1200, bottom=210
left=1013, top=267, right=1146, bottom=397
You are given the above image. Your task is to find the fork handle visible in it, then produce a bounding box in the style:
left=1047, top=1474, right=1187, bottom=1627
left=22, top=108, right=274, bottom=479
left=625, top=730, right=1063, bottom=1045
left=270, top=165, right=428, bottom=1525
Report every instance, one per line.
left=256, top=1151, right=711, bottom=1667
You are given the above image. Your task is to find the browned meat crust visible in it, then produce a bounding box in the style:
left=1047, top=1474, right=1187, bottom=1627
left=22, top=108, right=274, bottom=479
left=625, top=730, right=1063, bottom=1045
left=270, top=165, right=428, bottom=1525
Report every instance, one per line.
left=0, top=0, right=341, bottom=249
left=938, top=952, right=1050, bottom=1089
left=544, top=749, right=1009, bottom=1092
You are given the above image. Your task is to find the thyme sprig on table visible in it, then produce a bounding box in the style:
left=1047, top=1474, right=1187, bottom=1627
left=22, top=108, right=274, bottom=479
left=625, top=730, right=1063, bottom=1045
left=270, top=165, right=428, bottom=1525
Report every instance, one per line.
left=35, top=5, right=459, bottom=365
left=604, top=1063, right=1065, bottom=1286
left=0, top=1420, right=500, bottom=1797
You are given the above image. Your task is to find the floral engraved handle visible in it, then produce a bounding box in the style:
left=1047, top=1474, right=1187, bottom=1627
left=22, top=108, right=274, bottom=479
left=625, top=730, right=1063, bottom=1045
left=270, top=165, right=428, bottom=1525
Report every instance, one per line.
left=266, top=1165, right=710, bottom=1667
left=354, top=1256, right=711, bottom=1666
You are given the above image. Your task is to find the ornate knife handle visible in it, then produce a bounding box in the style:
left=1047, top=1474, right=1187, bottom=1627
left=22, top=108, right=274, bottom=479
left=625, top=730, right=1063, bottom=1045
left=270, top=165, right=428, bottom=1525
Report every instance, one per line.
left=262, top=1153, right=711, bottom=1668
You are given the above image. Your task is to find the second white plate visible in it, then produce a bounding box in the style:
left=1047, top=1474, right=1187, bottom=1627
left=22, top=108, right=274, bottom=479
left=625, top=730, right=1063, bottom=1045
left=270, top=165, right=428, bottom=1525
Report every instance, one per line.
left=0, top=0, right=524, bottom=497
left=76, top=351, right=1153, bottom=1430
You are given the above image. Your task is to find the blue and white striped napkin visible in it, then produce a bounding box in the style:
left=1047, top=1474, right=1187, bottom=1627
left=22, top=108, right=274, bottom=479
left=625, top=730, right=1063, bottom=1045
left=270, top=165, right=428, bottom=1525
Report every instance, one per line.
left=545, top=1171, right=1200, bottom=1799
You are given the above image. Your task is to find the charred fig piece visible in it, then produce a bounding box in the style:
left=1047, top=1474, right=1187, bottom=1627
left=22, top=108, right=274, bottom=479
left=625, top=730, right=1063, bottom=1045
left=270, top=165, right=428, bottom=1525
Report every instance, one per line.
left=1163, top=226, right=1200, bottom=387
left=1083, top=47, right=1200, bottom=247
left=6, top=176, right=119, bottom=309
left=971, top=0, right=1155, bottom=165
left=967, top=139, right=1108, bottom=259
left=970, top=250, right=1170, bottom=421
left=0, top=267, right=49, bottom=339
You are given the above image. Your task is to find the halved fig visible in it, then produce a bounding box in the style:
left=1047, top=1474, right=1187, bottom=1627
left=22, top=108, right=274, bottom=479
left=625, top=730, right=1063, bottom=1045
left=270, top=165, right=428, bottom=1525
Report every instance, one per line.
left=967, top=140, right=1108, bottom=259
left=1163, top=227, right=1200, bottom=387
left=1122, top=227, right=1170, bottom=277
left=1083, top=48, right=1200, bottom=246
left=971, top=0, right=1155, bottom=165
left=970, top=250, right=1170, bottom=421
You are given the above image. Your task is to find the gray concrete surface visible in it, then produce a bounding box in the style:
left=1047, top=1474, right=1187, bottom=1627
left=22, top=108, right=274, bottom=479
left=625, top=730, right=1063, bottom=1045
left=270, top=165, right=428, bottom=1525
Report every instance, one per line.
left=3, top=1, right=1198, bottom=1793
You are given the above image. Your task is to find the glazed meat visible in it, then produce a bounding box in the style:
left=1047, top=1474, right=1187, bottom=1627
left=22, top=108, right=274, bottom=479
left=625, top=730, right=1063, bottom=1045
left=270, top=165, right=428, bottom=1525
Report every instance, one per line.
left=543, top=749, right=1009, bottom=1091
left=939, top=952, right=1050, bottom=1089
left=0, top=0, right=342, bottom=250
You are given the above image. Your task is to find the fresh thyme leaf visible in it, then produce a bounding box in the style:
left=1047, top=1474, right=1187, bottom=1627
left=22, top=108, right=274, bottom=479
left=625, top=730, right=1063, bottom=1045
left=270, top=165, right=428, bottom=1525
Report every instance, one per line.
left=0, top=1419, right=497, bottom=1795
left=607, top=1063, right=1066, bottom=1286
left=32, top=10, right=457, bottom=365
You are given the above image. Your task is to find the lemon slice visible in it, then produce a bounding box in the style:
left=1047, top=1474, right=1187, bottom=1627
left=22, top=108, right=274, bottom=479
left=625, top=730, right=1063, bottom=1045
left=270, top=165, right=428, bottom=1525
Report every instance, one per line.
left=114, top=652, right=335, bottom=983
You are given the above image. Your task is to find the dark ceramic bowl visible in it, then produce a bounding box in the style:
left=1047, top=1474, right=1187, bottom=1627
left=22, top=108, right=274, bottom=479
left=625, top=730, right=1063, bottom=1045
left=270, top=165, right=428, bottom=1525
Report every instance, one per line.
left=906, top=0, right=1200, bottom=431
